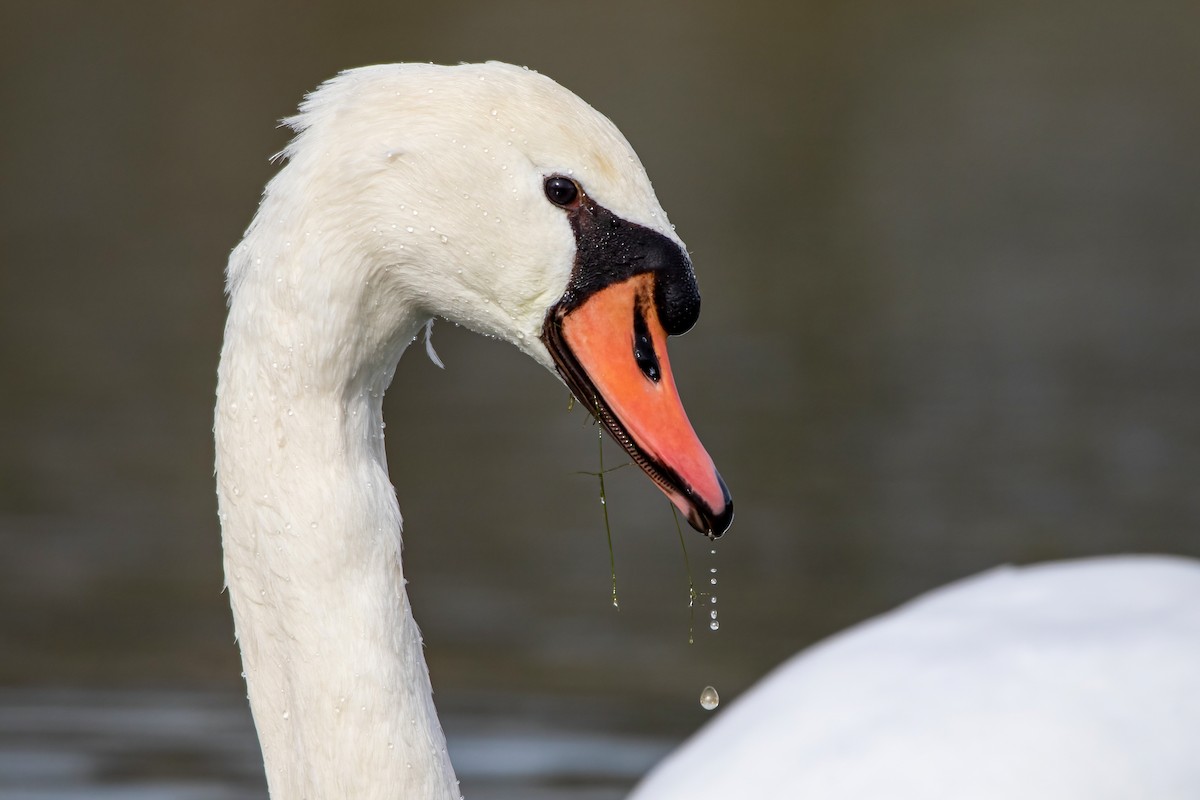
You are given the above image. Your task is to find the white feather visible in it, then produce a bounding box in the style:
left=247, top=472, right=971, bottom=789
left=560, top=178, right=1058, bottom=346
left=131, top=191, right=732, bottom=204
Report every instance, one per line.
left=423, top=319, right=445, bottom=369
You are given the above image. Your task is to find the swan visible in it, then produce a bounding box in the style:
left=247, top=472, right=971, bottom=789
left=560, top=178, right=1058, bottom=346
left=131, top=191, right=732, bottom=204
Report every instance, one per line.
left=215, top=61, right=732, bottom=798
left=215, top=61, right=1200, bottom=800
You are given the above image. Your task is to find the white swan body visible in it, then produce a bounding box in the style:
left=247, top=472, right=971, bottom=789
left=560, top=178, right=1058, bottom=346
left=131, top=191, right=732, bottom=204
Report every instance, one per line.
left=631, top=555, right=1200, bottom=800
left=216, top=62, right=730, bottom=799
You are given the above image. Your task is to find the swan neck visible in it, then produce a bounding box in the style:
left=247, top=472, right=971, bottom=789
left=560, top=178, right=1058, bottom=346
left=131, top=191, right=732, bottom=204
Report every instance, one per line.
left=215, top=231, right=458, bottom=798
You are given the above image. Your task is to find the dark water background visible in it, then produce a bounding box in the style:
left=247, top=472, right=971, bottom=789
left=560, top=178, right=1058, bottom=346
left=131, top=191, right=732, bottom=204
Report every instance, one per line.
left=2, top=1, right=1198, bottom=796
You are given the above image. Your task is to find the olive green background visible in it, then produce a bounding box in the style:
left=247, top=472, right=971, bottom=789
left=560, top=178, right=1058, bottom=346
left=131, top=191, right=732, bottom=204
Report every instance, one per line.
left=1, top=0, right=1197, bottom=794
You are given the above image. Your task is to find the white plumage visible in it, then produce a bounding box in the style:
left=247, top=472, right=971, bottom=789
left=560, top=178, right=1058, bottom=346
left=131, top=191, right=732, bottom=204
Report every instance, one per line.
left=632, top=555, right=1200, bottom=799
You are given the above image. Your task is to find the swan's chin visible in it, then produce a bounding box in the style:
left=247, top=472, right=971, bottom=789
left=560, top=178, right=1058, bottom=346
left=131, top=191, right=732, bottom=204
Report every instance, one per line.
left=542, top=272, right=733, bottom=538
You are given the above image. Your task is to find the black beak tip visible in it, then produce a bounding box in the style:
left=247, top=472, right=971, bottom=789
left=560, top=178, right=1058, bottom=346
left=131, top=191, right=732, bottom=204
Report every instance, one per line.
left=689, top=473, right=733, bottom=540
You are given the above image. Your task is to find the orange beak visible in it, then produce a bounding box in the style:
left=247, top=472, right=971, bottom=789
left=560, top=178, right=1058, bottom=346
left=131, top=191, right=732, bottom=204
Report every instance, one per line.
left=543, top=273, right=733, bottom=537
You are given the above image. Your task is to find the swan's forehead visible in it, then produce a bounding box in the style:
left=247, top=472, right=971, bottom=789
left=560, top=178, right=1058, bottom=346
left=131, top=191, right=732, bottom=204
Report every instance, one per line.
left=488, top=71, right=673, bottom=236
left=326, top=62, right=679, bottom=243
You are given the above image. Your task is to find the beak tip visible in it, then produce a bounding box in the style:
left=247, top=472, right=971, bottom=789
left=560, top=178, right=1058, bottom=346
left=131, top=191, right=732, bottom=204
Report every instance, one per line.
left=686, top=473, right=733, bottom=539
left=708, top=500, right=734, bottom=539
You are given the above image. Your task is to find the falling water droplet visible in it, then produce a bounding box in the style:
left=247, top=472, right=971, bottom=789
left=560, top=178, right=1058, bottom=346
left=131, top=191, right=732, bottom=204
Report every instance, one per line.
left=699, top=685, right=719, bottom=711
left=705, top=548, right=721, bottom=630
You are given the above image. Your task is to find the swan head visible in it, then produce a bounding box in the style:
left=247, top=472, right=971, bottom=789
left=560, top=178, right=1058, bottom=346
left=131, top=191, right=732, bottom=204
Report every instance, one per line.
left=233, top=62, right=732, bottom=537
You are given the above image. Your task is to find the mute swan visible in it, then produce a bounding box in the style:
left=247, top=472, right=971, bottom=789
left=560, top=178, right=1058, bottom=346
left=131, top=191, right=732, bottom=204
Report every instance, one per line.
left=215, top=62, right=1200, bottom=800
left=215, top=61, right=731, bottom=798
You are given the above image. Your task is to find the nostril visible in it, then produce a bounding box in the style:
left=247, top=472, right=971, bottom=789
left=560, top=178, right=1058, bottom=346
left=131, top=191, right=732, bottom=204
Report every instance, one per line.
left=632, top=307, right=661, bottom=383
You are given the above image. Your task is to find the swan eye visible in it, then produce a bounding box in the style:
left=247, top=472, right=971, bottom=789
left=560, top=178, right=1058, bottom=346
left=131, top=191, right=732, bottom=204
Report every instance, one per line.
left=544, top=176, right=580, bottom=208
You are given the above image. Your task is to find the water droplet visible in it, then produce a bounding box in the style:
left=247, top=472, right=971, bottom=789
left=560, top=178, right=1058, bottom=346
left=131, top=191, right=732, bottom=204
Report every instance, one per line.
left=709, top=620, right=720, bottom=631
left=710, top=577, right=717, bottom=586
left=710, top=596, right=717, bottom=604
left=282, top=710, right=290, bottom=720
left=699, top=685, right=719, bottom=710
left=710, top=609, right=718, bottom=620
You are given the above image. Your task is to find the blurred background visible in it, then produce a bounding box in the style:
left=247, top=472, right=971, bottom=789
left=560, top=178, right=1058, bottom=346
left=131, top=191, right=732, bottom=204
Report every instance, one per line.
left=1, top=0, right=1197, bottom=797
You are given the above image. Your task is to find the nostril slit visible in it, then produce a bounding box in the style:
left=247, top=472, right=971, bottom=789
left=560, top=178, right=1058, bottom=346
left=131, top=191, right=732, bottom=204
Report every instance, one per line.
left=632, top=308, right=661, bottom=383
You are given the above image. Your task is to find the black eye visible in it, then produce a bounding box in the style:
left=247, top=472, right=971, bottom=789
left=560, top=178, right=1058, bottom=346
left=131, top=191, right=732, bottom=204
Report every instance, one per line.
left=544, top=176, right=580, bottom=207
